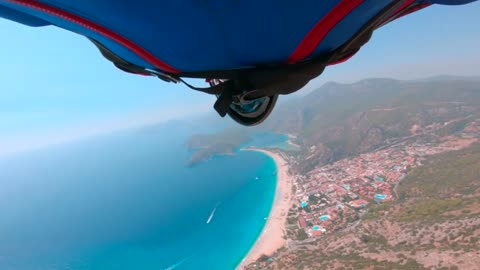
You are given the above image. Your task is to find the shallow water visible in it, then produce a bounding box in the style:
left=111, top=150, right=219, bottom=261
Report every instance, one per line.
left=0, top=124, right=283, bottom=269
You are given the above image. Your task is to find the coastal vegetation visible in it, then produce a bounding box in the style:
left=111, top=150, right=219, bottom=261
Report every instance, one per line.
left=186, top=128, right=251, bottom=165
left=398, top=143, right=480, bottom=200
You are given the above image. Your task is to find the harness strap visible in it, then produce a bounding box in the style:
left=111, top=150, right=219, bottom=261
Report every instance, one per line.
left=178, top=78, right=228, bottom=95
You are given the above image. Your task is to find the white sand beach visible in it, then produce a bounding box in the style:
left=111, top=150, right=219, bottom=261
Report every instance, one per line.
left=238, top=148, right=294, bottom=269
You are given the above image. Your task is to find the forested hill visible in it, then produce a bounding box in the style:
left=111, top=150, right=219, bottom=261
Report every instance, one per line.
left=187, top=77, right=480, bottom=168
left=261, top=77, right=480, bottom=171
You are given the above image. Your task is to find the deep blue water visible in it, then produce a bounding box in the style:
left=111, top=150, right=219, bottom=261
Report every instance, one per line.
left=0, top=124, right=281, bottom=269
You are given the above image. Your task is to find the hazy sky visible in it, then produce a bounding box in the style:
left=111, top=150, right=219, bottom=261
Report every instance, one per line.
left=0, top=2, right=479, bottom=154
left=302, top=2, right=480, bottom=91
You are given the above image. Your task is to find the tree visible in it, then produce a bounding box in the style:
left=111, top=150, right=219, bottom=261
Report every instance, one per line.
left=258, top=254, right=270, bottom=262
left=297, top=229, right=308, bottom=240
left=287, top=217, right=297, bottom=225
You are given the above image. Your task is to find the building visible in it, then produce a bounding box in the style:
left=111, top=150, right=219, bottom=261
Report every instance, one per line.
left=348, top=199, right=369, bottom=209
left=298, top=216, right=307, bottom=228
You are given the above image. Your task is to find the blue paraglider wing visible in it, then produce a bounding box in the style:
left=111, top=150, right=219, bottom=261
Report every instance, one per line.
left=2, top=0, right=475, bottom=74
left=0, top=0, right=477, bottom=74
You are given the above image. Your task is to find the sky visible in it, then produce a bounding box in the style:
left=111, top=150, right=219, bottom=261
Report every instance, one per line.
left=302, top=2, right=480, bottom=91
left=0, top=2, right=479, bottom=155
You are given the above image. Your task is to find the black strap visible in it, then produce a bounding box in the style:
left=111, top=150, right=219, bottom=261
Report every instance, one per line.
left=213, top=83, right=235, bottom=117
left=177, top=78, right=238, bottom=117
left=177, top=78, right=227, bottom=95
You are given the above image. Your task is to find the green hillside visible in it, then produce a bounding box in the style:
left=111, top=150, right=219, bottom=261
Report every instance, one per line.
left=262, top=78, right=480, bottom=172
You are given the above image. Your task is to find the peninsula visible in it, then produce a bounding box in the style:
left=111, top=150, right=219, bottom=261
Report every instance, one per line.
left=186, top=129, right=251, bottom=165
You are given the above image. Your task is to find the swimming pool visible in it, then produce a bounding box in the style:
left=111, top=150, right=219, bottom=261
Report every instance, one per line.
left=319, top=215, right=330, bottom=221
left=374, top=194, right=388, bottom=200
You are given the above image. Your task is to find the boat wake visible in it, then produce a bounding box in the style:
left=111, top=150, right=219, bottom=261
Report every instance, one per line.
left=164, top=255, right=194, bottom=270
left=206, top=202, right=221, bottom=224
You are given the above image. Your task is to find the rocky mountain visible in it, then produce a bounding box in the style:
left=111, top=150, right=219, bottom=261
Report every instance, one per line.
left=185, top=77, right=480, bottom=171
left=261, top=78, right=480, bottom=172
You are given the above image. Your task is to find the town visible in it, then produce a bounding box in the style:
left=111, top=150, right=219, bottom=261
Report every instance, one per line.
left=286, top=123, right=479, bottom=240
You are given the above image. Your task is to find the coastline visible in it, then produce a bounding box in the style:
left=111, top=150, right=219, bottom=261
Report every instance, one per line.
left=237, top=148, right=293, bottom=269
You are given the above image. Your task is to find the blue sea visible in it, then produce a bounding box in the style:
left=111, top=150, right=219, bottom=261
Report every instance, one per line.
left=0, top=124, right=285, bottom=270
